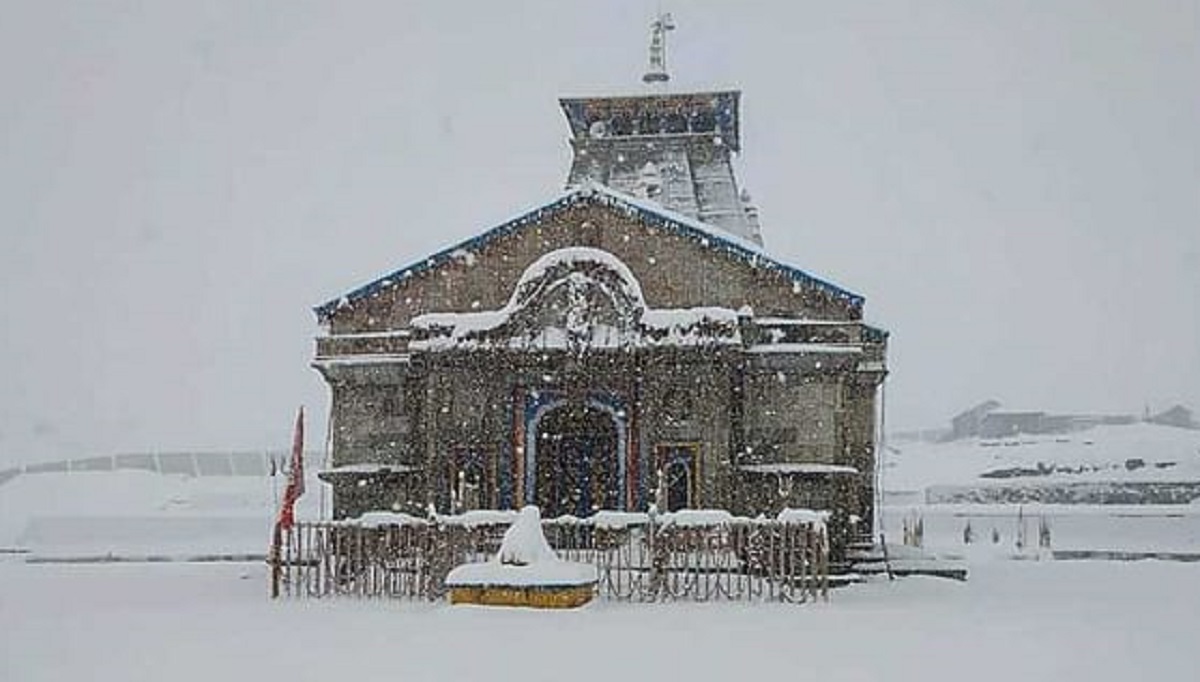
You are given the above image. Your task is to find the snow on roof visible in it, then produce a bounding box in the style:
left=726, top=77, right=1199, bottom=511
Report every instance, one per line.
left=740, top=463, right=860, bottom=475
left=314, top=182, right=864, bottom=323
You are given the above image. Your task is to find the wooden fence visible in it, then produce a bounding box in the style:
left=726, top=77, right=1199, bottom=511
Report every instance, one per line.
left=270, top=516, right=828, bottom=604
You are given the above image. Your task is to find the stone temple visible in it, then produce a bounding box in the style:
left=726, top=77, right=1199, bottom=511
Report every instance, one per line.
left=312, top=73, right=888, bottom=558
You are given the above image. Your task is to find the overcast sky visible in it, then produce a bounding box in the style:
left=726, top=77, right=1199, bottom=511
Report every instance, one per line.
left=1, top=1, right=1197, bottom=466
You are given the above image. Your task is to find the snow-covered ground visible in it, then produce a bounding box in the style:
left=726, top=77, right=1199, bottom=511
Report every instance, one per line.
left=0, top=469, right=322, bottom=558
left=879, top=422, right=1200, bottom=556
left=881, top=503, right=1200, bottom=555
left=3, top=558, right=1198, bottom=682
left=2, top=421, right=1199, bottom=680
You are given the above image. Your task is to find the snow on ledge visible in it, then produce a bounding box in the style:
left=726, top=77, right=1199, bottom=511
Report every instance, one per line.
left=436, top=509, right=520, bottom=528
left=746, top=343, right=862, bottom=355
left=342, top=506, right=836, bottom=531
left=349, top=511, right=429, bottom=528
left=754, top=317, right=855, bottom=326
left=739, top=463, right=860, bottom=475
left=657, top=509, right=736, bottom=527
left=574, top=511, right=650, bottom=529
left=409, top=246, right=745, bottom=351
left=776, top=508, right=830, bottom=539
left=320, top=463, right=419, bottom=476
left=776, top=508, right=831, bottom=526
left=311, top=354, right=412, bottom=366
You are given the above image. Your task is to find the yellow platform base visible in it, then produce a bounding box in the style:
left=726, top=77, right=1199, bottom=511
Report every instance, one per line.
left=449, top=584, right=595, bottom=609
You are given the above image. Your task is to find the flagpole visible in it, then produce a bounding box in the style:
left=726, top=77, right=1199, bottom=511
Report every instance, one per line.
left=270, top=406, right=306, bottom=599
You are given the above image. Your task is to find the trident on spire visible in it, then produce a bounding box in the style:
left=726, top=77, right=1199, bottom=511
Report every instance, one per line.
left=642, top=12, right=676, bottom=85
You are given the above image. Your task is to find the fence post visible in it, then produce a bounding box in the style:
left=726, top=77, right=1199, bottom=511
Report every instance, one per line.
left=269, top=521, right=282, bottom=599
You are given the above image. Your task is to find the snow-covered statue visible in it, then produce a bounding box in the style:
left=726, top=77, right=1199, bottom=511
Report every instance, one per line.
left=445, top=505, right=598, bottom=608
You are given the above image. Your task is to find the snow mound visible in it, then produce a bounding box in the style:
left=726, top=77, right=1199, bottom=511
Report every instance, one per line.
left=497, top=506, right=556, bottom=565
left=445, top=506, right=597, bottom=587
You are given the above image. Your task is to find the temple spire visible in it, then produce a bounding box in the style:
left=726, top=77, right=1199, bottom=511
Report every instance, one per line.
left=642, top=13, right=675, bottom=85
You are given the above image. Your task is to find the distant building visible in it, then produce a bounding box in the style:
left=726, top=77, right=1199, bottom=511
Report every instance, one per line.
left=1148, top=405, right=1198, bottom=430
left=979, top=412, right=1046, bottom=439
left=948, top=400, right=1002, bottom=440
left=945, top=400, right=1143, bottom=440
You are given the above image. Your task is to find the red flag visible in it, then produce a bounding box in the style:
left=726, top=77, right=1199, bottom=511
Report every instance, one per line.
left=276, top=407, right=305, bottom=530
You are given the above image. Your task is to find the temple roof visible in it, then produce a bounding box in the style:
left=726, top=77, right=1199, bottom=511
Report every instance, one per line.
left=314, top=182, right=863, bottom=324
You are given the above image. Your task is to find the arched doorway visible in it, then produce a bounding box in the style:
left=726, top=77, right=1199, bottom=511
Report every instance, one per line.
left=534, top=403, right=619, bottom=517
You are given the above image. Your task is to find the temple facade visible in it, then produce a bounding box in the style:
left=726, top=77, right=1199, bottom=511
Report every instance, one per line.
left=313, top=88, right=888, bottom=557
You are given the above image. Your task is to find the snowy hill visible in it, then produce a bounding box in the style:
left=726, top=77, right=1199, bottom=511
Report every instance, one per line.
left=886, top=422, right=1200, bottom=504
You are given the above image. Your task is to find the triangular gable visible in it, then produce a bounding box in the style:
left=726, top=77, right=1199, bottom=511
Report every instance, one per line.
left=314, top=182, right=863, bottom=323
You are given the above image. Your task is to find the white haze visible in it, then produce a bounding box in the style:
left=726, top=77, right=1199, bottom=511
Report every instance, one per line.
left=1, top=1, right=1197, bottom=466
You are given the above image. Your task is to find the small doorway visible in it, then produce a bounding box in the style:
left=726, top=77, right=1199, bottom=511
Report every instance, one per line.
left=654, top=444, right=699, bottom=511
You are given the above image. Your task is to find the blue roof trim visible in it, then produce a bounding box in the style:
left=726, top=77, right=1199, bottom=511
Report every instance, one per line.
left=314, top=186, right=864, bottom=323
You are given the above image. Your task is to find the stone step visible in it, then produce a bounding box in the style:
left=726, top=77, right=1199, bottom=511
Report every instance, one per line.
left=853, top=562, right=968, bottom=581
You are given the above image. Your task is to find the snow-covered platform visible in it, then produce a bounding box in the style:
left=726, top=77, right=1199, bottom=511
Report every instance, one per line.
left=446, top=506, right=598, bottom=609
